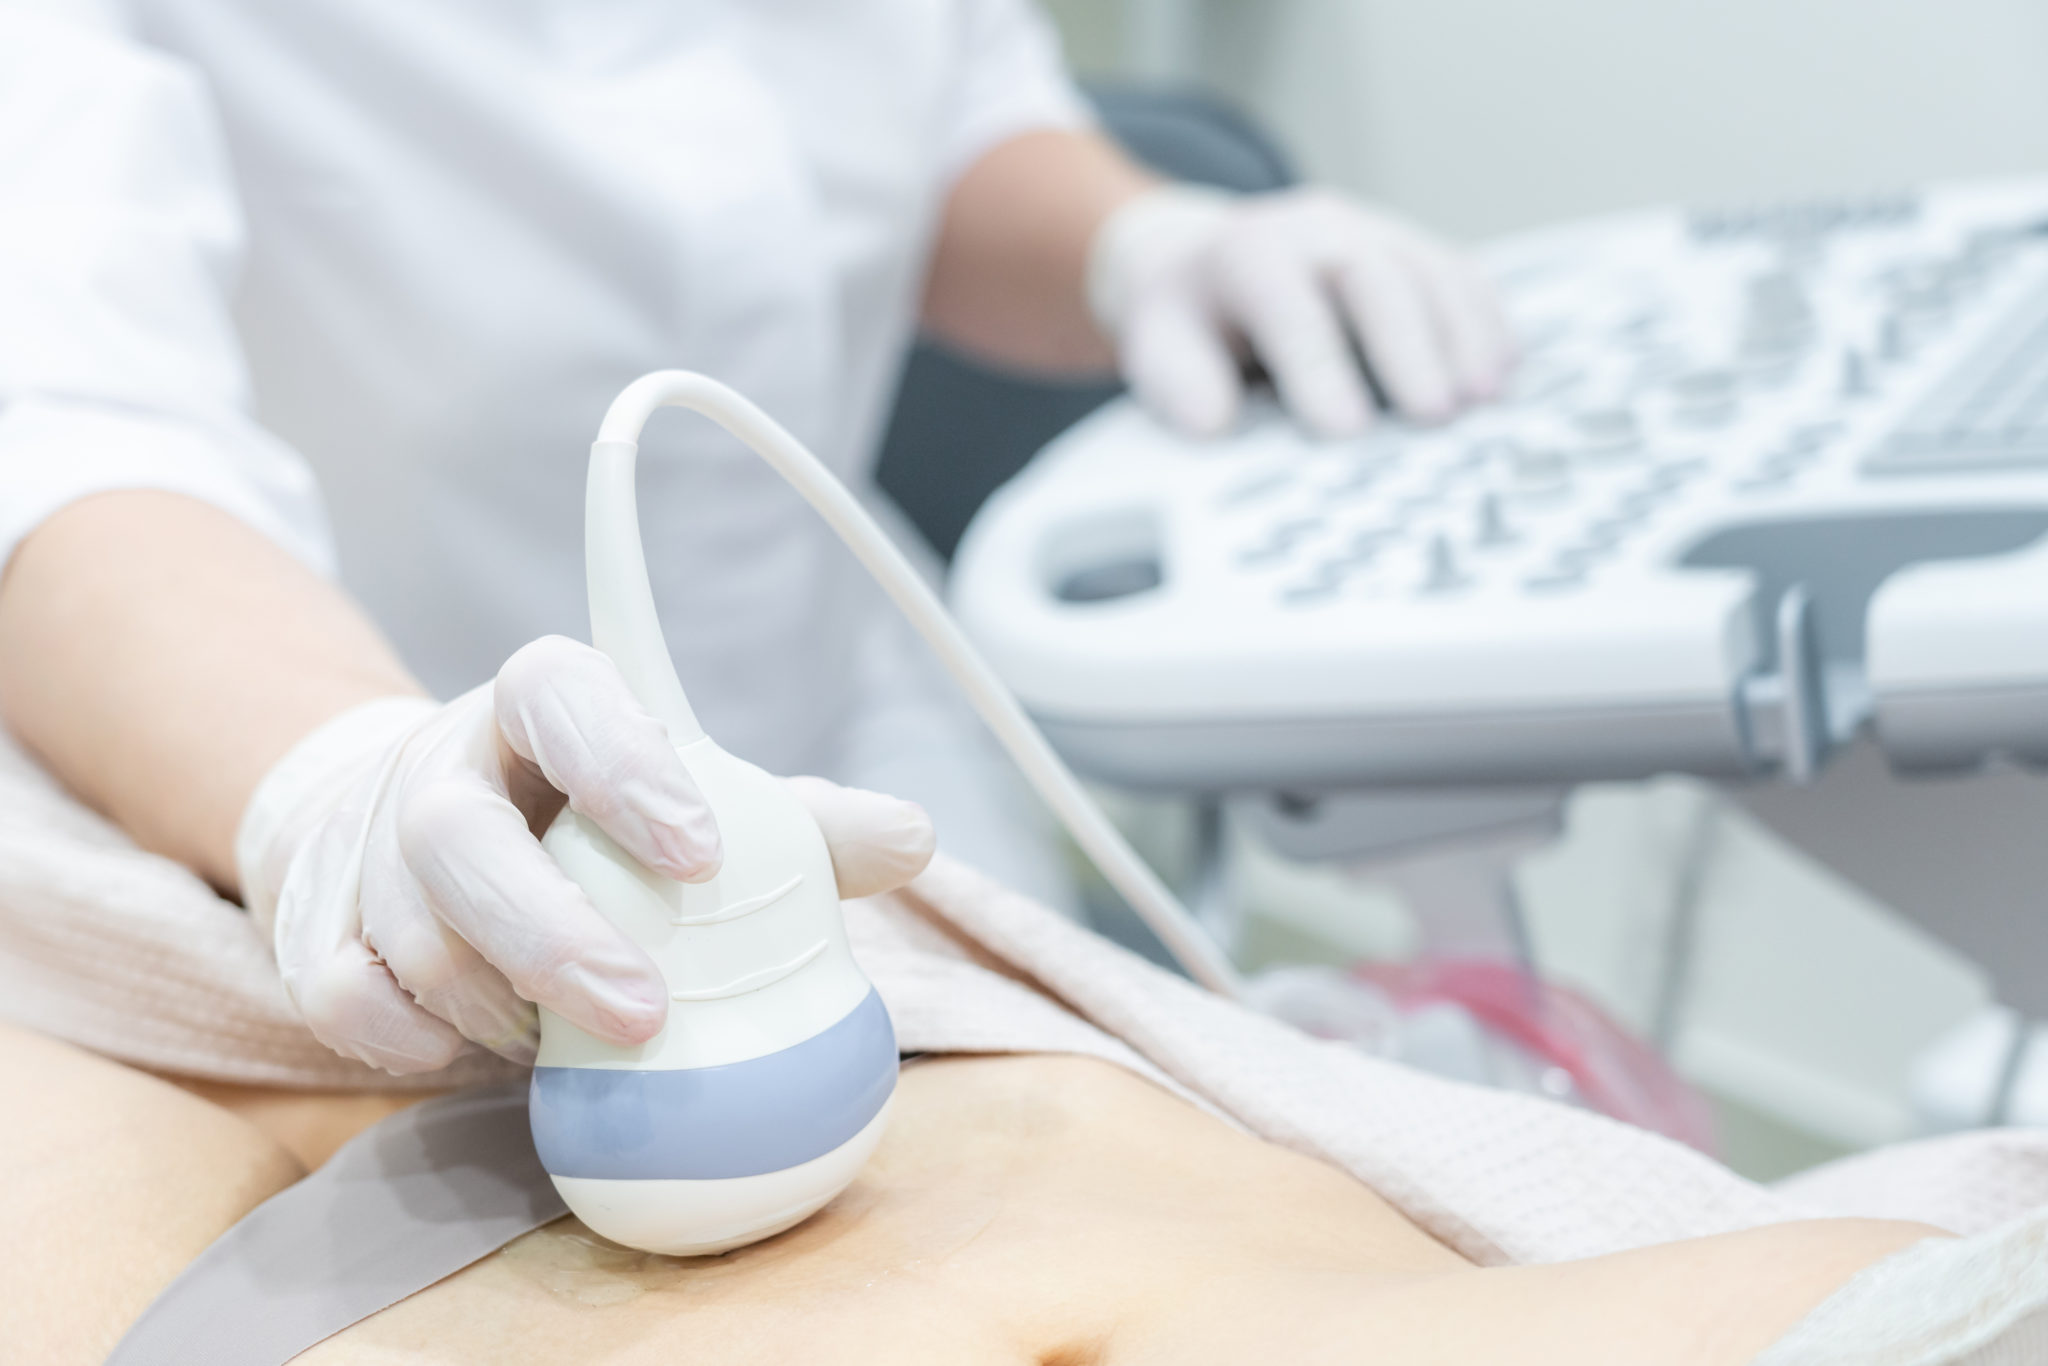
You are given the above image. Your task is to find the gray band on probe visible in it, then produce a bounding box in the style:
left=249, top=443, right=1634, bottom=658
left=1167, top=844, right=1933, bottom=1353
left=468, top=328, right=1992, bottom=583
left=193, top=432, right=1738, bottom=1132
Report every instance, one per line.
left=529, top=987, right=898, bottom=1180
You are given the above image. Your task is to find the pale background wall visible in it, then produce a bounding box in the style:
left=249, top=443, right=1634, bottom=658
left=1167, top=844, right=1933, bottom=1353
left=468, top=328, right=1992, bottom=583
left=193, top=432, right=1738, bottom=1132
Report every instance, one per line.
left=1045, top=0, right=2048, bottom=240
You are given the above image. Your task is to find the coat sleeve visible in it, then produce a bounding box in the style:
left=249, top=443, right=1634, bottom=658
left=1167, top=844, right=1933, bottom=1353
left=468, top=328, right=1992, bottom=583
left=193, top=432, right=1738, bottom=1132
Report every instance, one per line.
left=937, top=0, right=1097, bottom=184
left=0, top=9, right=334, bottom=577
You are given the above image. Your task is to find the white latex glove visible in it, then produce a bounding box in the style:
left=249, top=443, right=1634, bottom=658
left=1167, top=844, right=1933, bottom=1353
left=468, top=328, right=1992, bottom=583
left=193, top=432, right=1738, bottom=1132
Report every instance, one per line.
left=236, top=635, right=936, bottom=1075
left=1088, top=183, right=1515, bottom=439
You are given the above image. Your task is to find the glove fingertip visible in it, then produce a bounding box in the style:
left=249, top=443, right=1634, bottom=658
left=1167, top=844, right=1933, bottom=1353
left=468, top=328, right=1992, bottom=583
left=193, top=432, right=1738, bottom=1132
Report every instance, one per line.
left=647, top=828, right=723, bottom=883
left=1402, top=390, right=1456, bottom=427
left=832, top=797, right=937, bottom=898
left=554, top=961, right=669, bottom=1045
left=1295, top=374, right=1376, bottom=439
left=1124, top=305, right=1244, bottom=438
left=621, top=795, right=724, bottom=883
left=1156, top=373, right=1242, bottom=438
left=676, top=853, right=724, bottom=885
left=880, top=797, right=938, bottom=879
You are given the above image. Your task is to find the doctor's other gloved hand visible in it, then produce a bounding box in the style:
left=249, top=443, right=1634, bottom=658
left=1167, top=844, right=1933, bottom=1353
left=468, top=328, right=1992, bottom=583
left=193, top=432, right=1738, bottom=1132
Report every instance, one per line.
left=1088, top=184, right=1516, bottom=440
left=235, top=635, right=936, bottom=1075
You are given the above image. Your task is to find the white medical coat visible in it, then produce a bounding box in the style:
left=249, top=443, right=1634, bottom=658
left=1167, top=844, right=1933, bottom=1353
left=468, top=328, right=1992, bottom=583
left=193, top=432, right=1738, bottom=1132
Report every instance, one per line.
left=0, top=0, right=1086, bottom=893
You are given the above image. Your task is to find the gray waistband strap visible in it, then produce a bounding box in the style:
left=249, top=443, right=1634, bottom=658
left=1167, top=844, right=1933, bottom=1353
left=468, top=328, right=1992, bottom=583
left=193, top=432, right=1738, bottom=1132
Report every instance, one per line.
left=106, top=1083, right=565, bottom=1366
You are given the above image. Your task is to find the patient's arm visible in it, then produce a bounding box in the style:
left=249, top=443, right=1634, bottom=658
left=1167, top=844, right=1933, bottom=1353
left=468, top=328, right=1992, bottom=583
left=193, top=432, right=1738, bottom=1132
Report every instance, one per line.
left=4, top=1028, right=1936, bottom=1366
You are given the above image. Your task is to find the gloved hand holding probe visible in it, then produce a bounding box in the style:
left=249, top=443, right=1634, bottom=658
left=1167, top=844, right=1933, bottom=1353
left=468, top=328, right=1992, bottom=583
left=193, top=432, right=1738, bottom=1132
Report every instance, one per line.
left=235, top=635, right=935, bottom=1075
left=1089, top=184, right=1516, bottom=440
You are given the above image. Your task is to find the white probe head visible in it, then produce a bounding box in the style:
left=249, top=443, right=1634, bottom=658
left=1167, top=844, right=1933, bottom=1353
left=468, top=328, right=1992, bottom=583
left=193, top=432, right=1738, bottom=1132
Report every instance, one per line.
left=528, top=374, right=896, bottom=1256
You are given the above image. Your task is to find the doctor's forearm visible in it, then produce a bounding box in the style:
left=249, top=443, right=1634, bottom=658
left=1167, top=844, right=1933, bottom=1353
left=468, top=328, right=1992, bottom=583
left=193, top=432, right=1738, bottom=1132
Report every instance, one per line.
left=920, top=128, right=1156, bottom=375
left=0, top=491, right=424, bottom=892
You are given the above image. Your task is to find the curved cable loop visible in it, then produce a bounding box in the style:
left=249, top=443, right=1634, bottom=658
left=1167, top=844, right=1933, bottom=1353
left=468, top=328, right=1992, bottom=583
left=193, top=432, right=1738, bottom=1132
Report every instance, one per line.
left=591, top=370, right=1244, bottom=998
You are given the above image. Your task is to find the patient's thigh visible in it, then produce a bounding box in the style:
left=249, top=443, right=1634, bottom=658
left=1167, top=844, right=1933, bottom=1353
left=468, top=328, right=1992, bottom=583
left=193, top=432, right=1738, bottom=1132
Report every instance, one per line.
left=0, top=1025, right=305, bottom=1365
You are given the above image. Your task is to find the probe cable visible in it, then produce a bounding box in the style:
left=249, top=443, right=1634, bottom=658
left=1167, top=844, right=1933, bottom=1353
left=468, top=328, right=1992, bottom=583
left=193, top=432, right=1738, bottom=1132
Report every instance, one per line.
left=596, top=371, right=1245, bottom=999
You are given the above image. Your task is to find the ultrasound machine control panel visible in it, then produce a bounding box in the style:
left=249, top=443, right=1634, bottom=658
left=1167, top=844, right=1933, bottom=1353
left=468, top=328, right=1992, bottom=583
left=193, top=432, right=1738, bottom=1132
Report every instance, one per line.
left=950, top=181, right=2048, bottom=795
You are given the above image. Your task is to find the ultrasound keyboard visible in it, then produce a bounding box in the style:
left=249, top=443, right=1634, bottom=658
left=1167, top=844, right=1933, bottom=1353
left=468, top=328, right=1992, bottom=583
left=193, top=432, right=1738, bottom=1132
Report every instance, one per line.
left=949, top=180, right=2048, bottom=793
left=1870, top=274, right=2048, bottom=474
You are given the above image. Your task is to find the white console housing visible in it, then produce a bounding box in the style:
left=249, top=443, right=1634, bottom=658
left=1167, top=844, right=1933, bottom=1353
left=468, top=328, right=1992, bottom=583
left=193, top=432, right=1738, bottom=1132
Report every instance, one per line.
left=953, top=181, right=2048, bottom=792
